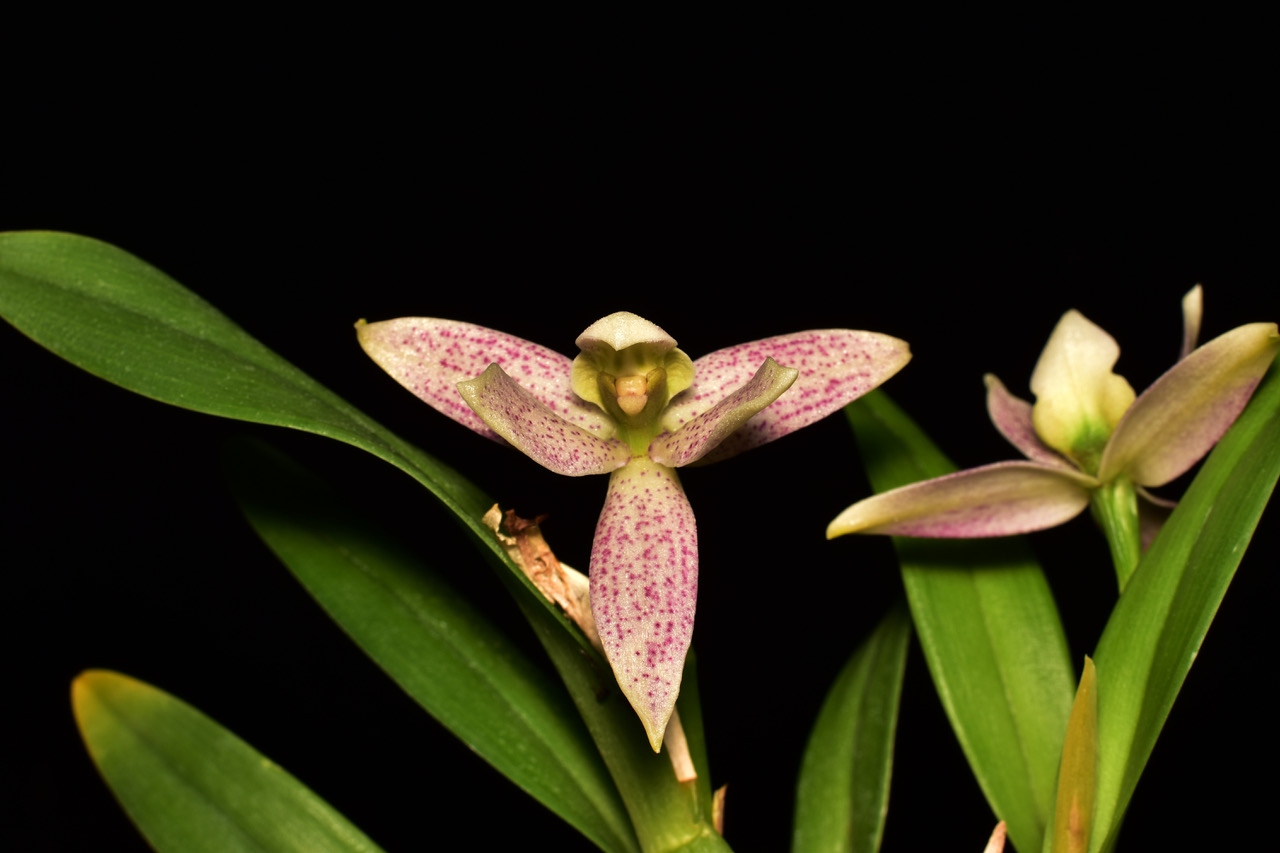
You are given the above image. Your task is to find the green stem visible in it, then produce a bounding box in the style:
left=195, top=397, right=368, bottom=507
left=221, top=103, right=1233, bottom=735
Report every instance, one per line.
left=512, top=590, right=732, bottom=852
left=1090, top=477, right=1141, bottom=591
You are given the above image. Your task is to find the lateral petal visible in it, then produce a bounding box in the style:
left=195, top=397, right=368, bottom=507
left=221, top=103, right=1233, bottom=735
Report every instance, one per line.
left=826, top=461, right=1096, bottom=538
left=356, top=317, right=615, bottom=441
left=1030, top=310, right=1136, bottom=468
left=984, top=374, right=1076, bottom=469
left=663, top=329, right=911, bottom=463
left=1098, top=322, right=1280, bottom=486
left=589, top=458, right=697, bottom=751
left=647, top=357, right=797, bottom=467
left=457, top=364, right=631, bottom=476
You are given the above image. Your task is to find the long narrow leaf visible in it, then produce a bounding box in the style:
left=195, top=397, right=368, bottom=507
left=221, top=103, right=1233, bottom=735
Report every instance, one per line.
left=73, top=670, right=386, bottom=853
left=846, top=392, right=1076, bottom=853
left=1089, top=354, right=1280, bottom=853
left=0, top=230, right=584, bottom=648
left=223, top=437, right=640, bottom=853
left=1, top=231, right=720, bottom=851
left=792, top=601, right=911, bottom=853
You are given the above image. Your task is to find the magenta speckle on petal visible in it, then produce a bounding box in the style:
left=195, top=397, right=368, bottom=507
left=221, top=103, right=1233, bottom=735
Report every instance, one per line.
left=660, top=329, right=910, bottom=464
left=357, top=317, right=616, bottom=443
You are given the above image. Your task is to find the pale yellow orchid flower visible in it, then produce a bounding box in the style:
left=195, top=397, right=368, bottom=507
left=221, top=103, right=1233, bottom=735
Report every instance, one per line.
left=828, top=287, right=1278, bottom=587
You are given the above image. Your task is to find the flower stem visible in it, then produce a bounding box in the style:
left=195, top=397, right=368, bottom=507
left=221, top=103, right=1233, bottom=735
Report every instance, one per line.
left=1090, top=477, right=1141, bottom=591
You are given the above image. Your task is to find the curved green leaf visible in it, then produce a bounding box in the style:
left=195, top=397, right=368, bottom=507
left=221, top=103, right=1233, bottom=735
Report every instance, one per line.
left=792, top=601, right=911, bottom=853
left=223, top=437, right=640, bottom=853
left=0, top=231, right=637, bottom=846
left=0, top=230, right=583, bottom=648
left=1089, top=353, right=1280, bottom=853
left=73, top=670, right=386, bottom=853
left=845, top=391, right=1076, bottom=853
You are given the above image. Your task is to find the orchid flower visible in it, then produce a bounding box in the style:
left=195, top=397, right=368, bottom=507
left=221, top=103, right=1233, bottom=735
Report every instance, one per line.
left=828, top=286, right=1279, bottom=588
left=357, top=311, right=911, bottom=749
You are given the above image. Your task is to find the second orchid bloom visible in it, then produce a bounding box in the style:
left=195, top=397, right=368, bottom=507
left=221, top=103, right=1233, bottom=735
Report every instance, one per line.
left=358, top=312, right=910, bottom=749
left=828, top=287, right=1279, bottom=587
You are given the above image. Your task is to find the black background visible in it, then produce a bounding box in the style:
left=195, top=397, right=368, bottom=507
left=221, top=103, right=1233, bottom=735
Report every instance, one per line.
left=4, top=18, right=1275, bottom=852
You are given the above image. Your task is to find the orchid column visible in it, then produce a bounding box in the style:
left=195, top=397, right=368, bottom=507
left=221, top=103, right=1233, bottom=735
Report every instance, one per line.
left=359, top=311, right=910, bottom=748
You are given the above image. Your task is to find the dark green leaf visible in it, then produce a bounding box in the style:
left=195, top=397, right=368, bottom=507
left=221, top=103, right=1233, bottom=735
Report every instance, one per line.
left=846, top=391, right=1076, bottom=853
left=1089, top=354, right=1280, bottom=853
left=223, top=438, right=640, bottom=853
left=792, top=601, right=911, bottom=853
left=0, top=230, right=583, bottom=647
left=1, top=231, right=643, bottom=847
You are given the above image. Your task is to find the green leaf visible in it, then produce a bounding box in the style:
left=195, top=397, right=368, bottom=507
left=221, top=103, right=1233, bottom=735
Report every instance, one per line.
left=846, top=391, right=1076, bottom=853
left=1088, top=353, right=1280, bottom=853
left=792, top=601, right=911, bottom=853
left=72, top=669, right=386, bottom=853
left=223, top=437, right=640, bottom=853
left=0, top=230, right=584, bottom=648
left=0, top=231, right=716, bottom=851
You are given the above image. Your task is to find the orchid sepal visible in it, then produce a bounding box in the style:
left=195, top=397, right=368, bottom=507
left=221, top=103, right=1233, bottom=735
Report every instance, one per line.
left=356, top=317, right=616, bottom=441
left=826, top=460, right=1097, bottom=539
left=985, top=374, right=1077, bottom=470
left=589, top=457, right=697, bottom=752
left=1097, top=321, right=1280, bottom=486
left=457, top=363, right=631, bottom=477
left=663, top=329, right=912, bottom=465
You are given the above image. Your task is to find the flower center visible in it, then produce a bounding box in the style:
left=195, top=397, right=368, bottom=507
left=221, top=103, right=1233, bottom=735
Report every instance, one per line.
left=614, top=374, right=649, bottom=416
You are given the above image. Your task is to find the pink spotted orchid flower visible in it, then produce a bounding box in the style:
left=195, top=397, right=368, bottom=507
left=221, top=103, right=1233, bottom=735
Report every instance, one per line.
left=828, top=287, right=1279, bottom=587
left=357, top=312, right=910, bottom=749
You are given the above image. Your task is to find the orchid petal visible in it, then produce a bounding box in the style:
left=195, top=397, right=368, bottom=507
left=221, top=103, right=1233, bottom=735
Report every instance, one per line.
left=1180, top=285, right=1203, bottom=360
left=357, top=317, right=615, bottom=442
left=827, top=461, right=1096, bottom=539
left=457, top=364, right=631, bottom=476
left=1030, top=310, right=1135, bottom=468
left=663, top=330, right=911, bottom=464
left=589, top=458, right=697, bottom=751
left=1098, top=321, right=1280, bottom=486
left=647, top=357, right=798, bottom=467
left=984, top=374, right=1076, bottom=470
